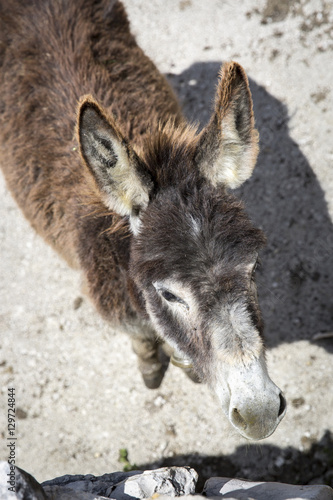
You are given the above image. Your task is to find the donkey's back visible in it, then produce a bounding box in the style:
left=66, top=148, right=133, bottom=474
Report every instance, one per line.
left=0, top=0, right=181, bottom=265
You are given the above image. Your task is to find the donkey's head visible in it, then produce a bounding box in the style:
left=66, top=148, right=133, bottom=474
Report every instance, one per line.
left=78, top=62, right=286, bottom=440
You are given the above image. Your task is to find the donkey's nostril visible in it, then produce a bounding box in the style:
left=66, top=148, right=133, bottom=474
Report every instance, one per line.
left=231, top=407, right=247, bottom=431
left=278, top=392, right=287, bottom=417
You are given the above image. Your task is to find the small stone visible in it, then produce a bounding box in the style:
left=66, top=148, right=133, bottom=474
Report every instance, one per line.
left=16, top=407, right=28, bottom=419
left=73, top=296, right=83, bottom=310
left=292, top=396, right=305, bottom=408
left=154, top=395, right=166, bottom=407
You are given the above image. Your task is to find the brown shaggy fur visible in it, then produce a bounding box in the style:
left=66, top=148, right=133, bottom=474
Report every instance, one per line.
left=0, top=0, right=185, bottom=321
left=0, top=0, right=181, bottom=261
left=0, top=0, right=265, bottom=380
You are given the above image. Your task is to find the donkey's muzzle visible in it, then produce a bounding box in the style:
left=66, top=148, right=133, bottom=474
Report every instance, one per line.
left=215, top=354, right=287, bottom=440
left=229, top=390, right=286, bottom=440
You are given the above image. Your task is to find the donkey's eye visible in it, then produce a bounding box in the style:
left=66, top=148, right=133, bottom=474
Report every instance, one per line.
left=158, top=288, right=189, bottom=310
left=153, top=282, right=189, bottom=310
left=161, top=290, right=179, bottom=303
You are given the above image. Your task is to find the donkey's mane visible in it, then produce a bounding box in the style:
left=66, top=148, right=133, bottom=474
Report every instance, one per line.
left=141, top=119, right=200, bottom=188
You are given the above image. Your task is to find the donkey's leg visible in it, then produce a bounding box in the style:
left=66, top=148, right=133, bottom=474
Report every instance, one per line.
left=131, top=336, right=166, bottom=389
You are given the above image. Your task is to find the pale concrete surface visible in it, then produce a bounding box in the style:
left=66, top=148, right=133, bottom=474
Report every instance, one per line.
left=1, top=0, right=333, bottom=488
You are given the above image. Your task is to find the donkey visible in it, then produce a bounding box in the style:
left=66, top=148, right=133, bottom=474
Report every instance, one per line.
left=0, top=0, right=286, bottom=440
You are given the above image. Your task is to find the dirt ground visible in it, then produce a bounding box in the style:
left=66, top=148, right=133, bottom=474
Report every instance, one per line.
left=1, top=0, right=333, bottom=490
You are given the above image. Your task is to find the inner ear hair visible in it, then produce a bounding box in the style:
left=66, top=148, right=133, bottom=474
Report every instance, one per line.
left=77, top=95, right=153, bottom=226
left=195, top=61, right=259, bottom=190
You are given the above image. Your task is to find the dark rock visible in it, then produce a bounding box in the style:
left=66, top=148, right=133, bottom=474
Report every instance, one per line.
left=0, top=461, right=47, bottom=500
left=1, top=461, right=332, bottom=500
left=204, top=476, right=333, bottom=500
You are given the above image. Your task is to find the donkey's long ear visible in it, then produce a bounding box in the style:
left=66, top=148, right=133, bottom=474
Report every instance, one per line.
left=195, top=62, right=259, bottom=189
left=78, top=96, right=153, bottom=233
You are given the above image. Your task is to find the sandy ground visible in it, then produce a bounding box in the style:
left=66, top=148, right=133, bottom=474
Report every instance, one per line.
left=1, top=0, right=333, bottom=490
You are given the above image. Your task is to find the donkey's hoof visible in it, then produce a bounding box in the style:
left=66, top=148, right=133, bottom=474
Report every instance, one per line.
left=140, top=362, right=165, bottom=389
left=142, top=370, right=164, bottom=389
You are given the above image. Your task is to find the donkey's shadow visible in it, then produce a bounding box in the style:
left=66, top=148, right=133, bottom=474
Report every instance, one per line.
left=167, top=62, right=333, bottom=353
left=139, top=429, right=333, bottom=490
